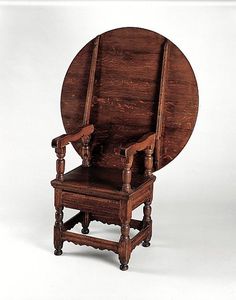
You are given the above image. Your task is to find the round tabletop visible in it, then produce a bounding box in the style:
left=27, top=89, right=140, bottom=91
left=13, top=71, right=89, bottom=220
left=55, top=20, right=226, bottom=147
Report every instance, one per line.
left=61, top=27, right=198, bottom=171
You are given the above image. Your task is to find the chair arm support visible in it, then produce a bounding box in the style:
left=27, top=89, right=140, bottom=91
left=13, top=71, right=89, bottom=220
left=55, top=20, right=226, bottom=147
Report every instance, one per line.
left=51, top=124, right=94, bottom=149
left=114, top=132, right=156, bottom=193
left=52, top=124, right=94, bottom=181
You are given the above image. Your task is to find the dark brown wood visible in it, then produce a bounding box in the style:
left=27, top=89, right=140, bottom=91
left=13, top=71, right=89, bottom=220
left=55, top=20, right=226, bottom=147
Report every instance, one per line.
left=116, top=133, right=155, bottom=192
left=155, top=40, right=169, bottom=169
left=83, top=35, right=100, bottom=126
left=131, top=225, right=151, bottom=250
left=81, top=212, right=90, bottom=234
left=118, top=198, right=132, bottom=270
left=52, top=125, right=94, bottom=180
left=51, top=165, right=155, bottom=199
left=142, top=185, right=153, bottom=247
left=54, top=189, right=64, bottom=255
left=63, top=212, right=83, bottom=231
left=61, top=27, right=198, bottom=171
left=55, top=147, right=65, bottom=181
left=117, top=132, right=156, bottom=157
left=52, top=124, right=94, bottom=148
left=130, top=183, right=154, bottom=210
left=90, top=213, right=143, bottom=230
left=61, top=191, right=120, bottom=215
left=62, top=231, right=118, bottom=253
left=52, top=27, right=198, bottom=270
left=122, top=155, right=133, bottom=193
left=81, top=136, right=91, bottom=167
left=144, top=146, right=154, bottom=177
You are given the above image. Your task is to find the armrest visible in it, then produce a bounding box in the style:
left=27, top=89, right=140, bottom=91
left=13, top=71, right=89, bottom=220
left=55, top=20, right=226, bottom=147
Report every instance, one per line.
left=51, top=124, right=94, bottom=149
left=52, top=124, right=94, bottom=181
left=115, top=132, right=156, bottom=157
left=114, top=132, right=156, bottom=193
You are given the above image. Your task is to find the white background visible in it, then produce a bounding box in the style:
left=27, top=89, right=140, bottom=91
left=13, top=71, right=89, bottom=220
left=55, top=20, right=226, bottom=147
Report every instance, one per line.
left=0, top=1, right=236, bottom=299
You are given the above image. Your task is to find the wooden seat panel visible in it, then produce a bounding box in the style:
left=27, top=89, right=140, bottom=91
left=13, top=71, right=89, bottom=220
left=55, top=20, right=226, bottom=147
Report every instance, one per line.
left=51, top=166, right=155, bottom=198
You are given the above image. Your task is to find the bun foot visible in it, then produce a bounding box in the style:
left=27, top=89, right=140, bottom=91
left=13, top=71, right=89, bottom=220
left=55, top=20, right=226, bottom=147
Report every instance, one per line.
left=54, top=249, right=63, bottom=256
left=142, top=241, right=150, bottom=247
left=120, top=264, right=129, bottom=271
left=81, top=228, right=89, bottom=234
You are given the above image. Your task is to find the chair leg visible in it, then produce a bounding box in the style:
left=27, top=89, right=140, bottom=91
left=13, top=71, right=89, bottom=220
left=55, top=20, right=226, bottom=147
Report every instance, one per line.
left=118, top=199, right=131, bottom=271
left=142, top=199, right=152, bottom=247
left=81, top=212, right=90, bottom=234
left=54, top=206, right=64, bottom=255
left=118, top=222, right=131, bottom=270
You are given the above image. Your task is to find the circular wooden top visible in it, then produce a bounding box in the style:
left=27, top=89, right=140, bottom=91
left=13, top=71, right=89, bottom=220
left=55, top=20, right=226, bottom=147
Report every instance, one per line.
left=61, top=27, right=198, bottom=171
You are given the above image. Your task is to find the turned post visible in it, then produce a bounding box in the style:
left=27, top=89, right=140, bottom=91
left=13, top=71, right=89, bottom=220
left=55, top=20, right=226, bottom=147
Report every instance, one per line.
left=118, top=199, right=132, bottom=271
left=81, top=136, right=91, bottom=167
left=54, top=206, right=64, bottom=255
left=54, top=189, right=64, bottom=255
left=55, top=146, right=66, bottom=181
left=122, top=155, right=133, bottom=193
left=142, top=186, right=153, bottom=247
left=144, top=146, right=154, bottom=177
left=143, top=200, right=152, bottom=227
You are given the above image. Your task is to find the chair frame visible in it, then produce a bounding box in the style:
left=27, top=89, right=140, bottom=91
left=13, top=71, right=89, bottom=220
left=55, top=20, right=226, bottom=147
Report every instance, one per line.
left=52, top=127, right=156, bottom=270
left=51, top=27, right=198, bottom=270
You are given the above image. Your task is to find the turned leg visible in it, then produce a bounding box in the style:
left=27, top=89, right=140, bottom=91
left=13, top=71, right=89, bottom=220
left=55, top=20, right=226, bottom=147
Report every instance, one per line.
left=143, top=147, right=154, bottom=247
left=122, top=155, right=133, bottom=193
left=118, top=200, right=131, bottom=271
left=142, top=189, right=153, bottom=247
left=144, top=146, right=154, bottom=177
left=81, top=136, right=91, bottom=167
left=55, top=146, right=66, bottom=181
left=81, top=212, right=90, bottom=234
left=54, top=206, right=64, bottom=255
left=54, top=189, right=64, bottom=255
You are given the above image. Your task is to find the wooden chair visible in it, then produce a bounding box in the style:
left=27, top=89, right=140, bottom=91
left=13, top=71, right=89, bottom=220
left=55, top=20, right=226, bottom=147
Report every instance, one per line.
left=51, top=27, right=198, bottom=270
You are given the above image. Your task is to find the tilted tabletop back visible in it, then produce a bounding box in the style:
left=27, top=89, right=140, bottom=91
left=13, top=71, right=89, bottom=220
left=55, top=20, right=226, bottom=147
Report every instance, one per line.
left=61, top=27, right=198, bottom=172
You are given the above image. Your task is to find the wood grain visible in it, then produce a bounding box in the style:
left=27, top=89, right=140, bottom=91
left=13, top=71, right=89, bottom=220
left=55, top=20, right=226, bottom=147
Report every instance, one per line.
left=52, top=27, right=198, bottom=270
left=61, top=27, right=198, bottom=171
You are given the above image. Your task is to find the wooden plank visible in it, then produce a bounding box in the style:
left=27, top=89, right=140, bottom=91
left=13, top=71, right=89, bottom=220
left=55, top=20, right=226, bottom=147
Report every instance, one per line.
left=91, top=97, right=155, bottom=127
left=62, top=231, right=118, bottom=253
left=61, top=27, right=199, bottom=172
left=62, top=191, right=120, bottom=214
left=99, top=52, right=162, bottom=84
left=83, top=35, right=100, bottom=125
left=131, top=188, right=151, bottom=210
left=155, top=40, right=170, bottom=170
left=97, top=77, right=159, bottom=101
left=92, top=124, right=152, bottom=143
left=61, top=41, right=94, bottom=117
left=156, top=42, right=198, bottom=169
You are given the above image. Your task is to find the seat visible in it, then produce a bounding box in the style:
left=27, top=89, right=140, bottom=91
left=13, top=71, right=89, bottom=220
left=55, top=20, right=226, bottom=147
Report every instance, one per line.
left=51, top=27, right=198, bottom=270
left=51, top=165, right=153, bottom=196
